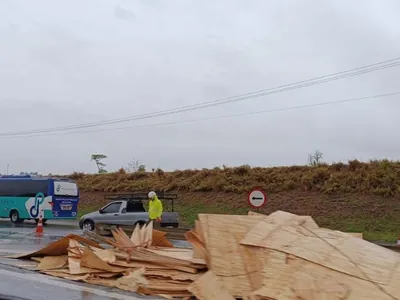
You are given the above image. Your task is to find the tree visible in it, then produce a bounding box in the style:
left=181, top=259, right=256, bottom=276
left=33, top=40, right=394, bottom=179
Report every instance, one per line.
left=91, top=154, right=108, bottom=173
left=308, top=150, right=324, bottom=166
left=125, top=159, right=146, bottom=172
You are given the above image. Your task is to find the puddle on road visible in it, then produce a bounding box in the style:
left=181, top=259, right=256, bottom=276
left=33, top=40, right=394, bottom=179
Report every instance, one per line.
left=0, top=231, right=66, bottom=246
left=0, top=223, right=36, bottom=229
left=0, top=231, right=18, bottom=238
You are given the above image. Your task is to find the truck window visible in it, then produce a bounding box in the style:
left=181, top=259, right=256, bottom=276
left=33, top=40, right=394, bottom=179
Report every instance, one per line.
left=101, top=202, right=121, bottom=213
left=126, top=201, right=145, bottom=212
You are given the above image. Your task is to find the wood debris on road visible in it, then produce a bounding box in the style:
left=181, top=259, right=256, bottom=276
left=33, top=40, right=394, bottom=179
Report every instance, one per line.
left=5, top=210, right=400, bottom=299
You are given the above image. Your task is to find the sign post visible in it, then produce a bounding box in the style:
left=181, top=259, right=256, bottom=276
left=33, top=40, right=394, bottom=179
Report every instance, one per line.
left=247, top=188, right=267, bottom=210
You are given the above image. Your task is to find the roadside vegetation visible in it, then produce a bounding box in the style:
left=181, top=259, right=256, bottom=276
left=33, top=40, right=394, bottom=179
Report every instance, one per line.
left=71, top=158, right=400, bottom=242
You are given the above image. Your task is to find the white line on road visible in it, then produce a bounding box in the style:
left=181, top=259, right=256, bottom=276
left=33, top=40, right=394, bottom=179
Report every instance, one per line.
left=0, top=268, right=160, bottom=300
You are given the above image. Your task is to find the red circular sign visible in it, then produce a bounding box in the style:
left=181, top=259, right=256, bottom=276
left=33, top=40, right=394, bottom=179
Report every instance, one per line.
left=247, top=188, right=267, bottom=208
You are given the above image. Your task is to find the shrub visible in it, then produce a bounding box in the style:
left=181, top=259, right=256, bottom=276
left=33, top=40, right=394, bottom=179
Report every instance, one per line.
left=68, top=160, right=400, bottom=197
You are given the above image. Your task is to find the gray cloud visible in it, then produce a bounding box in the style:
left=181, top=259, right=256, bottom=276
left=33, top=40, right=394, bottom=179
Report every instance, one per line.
left=114, top=5, right=135, bottom=21
left=0, top=0, right=399, bottom=174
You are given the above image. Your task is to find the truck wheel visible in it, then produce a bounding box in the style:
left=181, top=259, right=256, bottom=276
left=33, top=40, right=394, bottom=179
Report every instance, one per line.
left=82, top=220, right=94, bottom=231
left=10, top=210, right=23, bottom=224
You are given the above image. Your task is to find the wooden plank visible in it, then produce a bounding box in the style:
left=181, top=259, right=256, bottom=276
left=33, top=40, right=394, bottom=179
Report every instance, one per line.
left=95, top=223, right=191, bottom=240
left=197, top=213, right=266, bottom=297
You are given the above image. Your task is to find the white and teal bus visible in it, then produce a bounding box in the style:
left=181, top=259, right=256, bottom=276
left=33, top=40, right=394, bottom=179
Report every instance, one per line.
left=0, top=175, right=79, bottom=223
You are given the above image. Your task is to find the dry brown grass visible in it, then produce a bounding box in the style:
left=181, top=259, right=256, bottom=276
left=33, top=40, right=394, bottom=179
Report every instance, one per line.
left=71, top=159, right=400, bottom=196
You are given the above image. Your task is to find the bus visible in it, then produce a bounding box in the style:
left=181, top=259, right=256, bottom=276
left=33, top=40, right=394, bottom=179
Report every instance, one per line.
left=0, top=175, right=79, bottom=223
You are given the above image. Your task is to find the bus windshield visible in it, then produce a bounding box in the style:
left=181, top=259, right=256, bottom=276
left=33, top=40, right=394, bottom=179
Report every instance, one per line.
left=54, top=181, right=78, bottom=197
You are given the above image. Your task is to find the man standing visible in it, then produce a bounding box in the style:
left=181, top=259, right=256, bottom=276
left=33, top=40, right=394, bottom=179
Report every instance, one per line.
left=147, top=191, right=163, bottom=224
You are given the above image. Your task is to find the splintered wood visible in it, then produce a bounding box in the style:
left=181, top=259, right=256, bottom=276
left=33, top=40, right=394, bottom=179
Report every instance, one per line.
left=8, top=211, right=400, bottom=299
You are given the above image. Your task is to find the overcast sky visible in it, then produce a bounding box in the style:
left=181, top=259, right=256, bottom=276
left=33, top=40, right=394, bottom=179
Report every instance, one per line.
left=0, top=0, right=399, bottom=174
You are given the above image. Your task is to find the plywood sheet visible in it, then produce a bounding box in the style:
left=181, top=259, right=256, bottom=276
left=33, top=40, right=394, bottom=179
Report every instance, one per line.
left=110, top=260, right=172, bottom=270
left=188, top=270, right=235, bottom=300
left=80, top=247, right=126, bottom=273
left=43, top=271, right=90, bottom=282
left=345, top=232, right=363, bottom=239
left=114, top=268, right=148, bottom=293
left=145, top=248, right=205, bottom=265
left=258, top=210, right=320, bottom=228
left=144, top=269, right=201, bottom=281
left=241, top=221, right=400, bottom=285
left=91, top=248, right=116, bottom=264
left=9, top=234, right=101, bottom=259
left=197, top=214, right=266, bottom=297
left=37, top=255, right=68, bottom=271
left=249, top=250, right=399, bottom=300
left=114, top=250, right=200, bottom=273
left=193, top=219, right=206, bottom=259
left=68, top=239, right=104, bottom=275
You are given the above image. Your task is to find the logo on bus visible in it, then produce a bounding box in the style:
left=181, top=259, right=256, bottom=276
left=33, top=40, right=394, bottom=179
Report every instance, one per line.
left=56, top=184, right=61, bottom=192
left=29, top=192, right=45, bottom=218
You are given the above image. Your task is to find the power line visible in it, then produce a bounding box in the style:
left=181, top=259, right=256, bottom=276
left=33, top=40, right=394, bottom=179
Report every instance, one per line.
left=1, top=57, right=399, bottom=137
left=2, top=91, right=397, bottom=140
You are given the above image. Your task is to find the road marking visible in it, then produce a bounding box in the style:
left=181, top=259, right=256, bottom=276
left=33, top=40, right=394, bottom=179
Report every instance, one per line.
left=0, top=268, right=159, bottom=300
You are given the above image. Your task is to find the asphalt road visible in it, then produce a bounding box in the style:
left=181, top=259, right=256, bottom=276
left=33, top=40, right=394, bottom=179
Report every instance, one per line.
left=0, top=219, right=163, bottom=300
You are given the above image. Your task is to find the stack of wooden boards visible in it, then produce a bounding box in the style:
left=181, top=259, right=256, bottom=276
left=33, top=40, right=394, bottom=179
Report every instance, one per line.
left=185, top=210, right=400, bottom=299
left=7, top=210, right=400, bottom=299
left=7, top=222, right=207, bottom=298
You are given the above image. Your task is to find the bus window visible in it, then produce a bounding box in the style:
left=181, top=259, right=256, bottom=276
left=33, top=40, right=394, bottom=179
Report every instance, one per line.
left=0, top=181, right=16, bottom=196
left=17, top=181, right=48, bottom=197
left=0, top=180, right=48, bottom=197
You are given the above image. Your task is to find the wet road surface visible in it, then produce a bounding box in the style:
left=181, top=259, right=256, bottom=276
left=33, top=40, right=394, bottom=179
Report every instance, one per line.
left=0, top=219, right=164, bottom=300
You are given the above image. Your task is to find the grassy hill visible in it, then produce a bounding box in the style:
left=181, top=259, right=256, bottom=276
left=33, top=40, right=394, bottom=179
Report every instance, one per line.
left=72, top=159, right=400, bottom=242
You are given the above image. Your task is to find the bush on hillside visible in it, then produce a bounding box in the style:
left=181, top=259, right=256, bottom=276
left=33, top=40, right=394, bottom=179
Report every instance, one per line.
left=69, top=160, right=400, bottom=196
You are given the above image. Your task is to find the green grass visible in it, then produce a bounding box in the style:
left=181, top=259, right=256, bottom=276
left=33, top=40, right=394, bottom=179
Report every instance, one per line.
left=78, top=204, right=398, bottom=242
left=314, top=216, right=398, bottom=242
left=175, top=203, right=250, bottom=225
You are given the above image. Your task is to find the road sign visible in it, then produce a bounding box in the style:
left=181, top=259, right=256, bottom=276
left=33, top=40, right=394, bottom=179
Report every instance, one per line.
left=248, top=188, right=267, bottom=208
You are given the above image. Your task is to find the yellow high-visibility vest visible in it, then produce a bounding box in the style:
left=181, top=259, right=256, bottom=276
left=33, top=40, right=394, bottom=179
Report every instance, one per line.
left=148, top=196, right=163, bottom=220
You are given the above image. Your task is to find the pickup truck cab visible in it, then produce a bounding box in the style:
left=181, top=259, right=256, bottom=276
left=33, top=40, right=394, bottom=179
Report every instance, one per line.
left=79, top=193, right=179, bottom=231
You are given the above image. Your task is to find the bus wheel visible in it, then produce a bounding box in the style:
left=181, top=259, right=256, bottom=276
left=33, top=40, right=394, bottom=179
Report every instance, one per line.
left=10, top=210, right=23, bottom=224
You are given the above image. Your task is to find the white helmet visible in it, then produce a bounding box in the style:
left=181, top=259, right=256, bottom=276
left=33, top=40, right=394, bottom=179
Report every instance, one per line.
left=148, top=191, right=156, bottom=199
